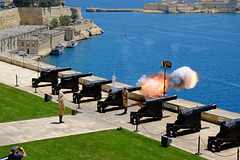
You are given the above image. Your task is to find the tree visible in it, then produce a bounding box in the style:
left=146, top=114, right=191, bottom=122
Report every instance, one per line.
left=71, top=14, right=77, bottom=22
left=13, top=0, right=34, bottom=7
left=59, top=15, right=71, bottom=26
left=49, top=18, right=58, bottom=29
left=39, top=0, right=56, bottom=7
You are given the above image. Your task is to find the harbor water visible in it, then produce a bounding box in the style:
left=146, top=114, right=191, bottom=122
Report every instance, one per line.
left=42, top=0, right=240, bottom=112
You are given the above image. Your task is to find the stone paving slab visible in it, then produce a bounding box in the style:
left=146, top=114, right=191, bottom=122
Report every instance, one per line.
left=0, top=60, right=239, bottom=160
left=0, top=113, right=116, bottom=147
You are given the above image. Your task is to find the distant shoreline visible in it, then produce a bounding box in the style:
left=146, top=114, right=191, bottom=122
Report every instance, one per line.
left=86, top=7, right=240, bottom=14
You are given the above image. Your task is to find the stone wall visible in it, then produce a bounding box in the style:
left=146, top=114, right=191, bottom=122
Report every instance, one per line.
left=19, top=6, right=72, bottom=26
left=19, top=8, right=44, bottom=25
left=70, top=7, right=83, bottom=20
left=0, top=8, right=20, bottom=29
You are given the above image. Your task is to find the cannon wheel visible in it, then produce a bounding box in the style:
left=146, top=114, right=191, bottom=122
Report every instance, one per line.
left=72, top=88, right=78, bottom=92
left=101, top=107, right=106, bottom=113
left=52, top=87, right=56, bottom=95
left=192, top=127, right=201, bottom=132
left=97, top=104, right=101, bottom=112
left=136, top=117, right=140, bottom=125
left=73, top=96, right=76, bottom=103
left=215, top=145, right=221, bottom=152
left=156, top=114, right=162, bottom=120
left=95, top=95, right=101, bottom=100
left=77, top=98, right=81, bottom=104
left=207, top=140, right=213, bottom=151
left=32, top=79, right=40, bottom=87
left=130, top=115, right=134, bottom=124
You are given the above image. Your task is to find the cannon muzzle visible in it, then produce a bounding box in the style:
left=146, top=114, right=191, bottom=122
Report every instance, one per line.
left=145, top=95, right=177, bottom=105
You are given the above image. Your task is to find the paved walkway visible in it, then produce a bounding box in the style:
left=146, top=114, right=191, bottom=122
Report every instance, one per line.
left=0, top=61, right=238, bottom=160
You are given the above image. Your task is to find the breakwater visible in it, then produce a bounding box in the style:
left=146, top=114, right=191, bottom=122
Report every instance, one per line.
left=0, top=52, right=239, bottom=125
left=86, top=8, right=144, bottom=12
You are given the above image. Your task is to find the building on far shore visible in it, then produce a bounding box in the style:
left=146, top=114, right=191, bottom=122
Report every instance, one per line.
left=144, top=0, right=239, bottom=13
left=0, top=25, right=47, bottom=53
left=17, top=29, right=65, bottom=55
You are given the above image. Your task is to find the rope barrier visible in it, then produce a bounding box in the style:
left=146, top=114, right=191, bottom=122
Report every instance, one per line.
left=213, top=150, right=238, bottom=157
left=140, top=123, right=166, bottom=136
left=200, top=137, right=208, bottom=147
left=17, top=78, right=31, bottom=87
left=17, top=72, right=36, bottom=78
left=24, top=58, right=39, bottom=65
left=177, top=136, right=199, bottom=141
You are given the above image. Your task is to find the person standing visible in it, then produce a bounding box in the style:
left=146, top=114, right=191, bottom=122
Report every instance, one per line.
left=58, top=92, right=65, bottom=123
left=8, top=146, right=27, bottom=160
left=122, top=85, right=129, bottom=114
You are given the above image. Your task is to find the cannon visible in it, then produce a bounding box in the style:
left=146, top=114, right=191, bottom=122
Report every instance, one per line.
left=52, top=72, right=92, bottom=95
left=32, top=67, right=72, bottom=87
left=97, top=86, right=141, bottom=113
left=73, top=79, right=112, bottom=103
left=130, top=95, right=177, bottom=125
left=208, top=118, right=240, bottom=152
left=166, top=104, right=217, bottom=137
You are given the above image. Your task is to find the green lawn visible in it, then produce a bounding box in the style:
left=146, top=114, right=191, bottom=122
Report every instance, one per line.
left=0, top=129, right=205, bottom=160
left=0, top=83, right=72, bottom=123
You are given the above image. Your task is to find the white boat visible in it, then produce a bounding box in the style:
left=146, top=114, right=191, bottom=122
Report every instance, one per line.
left=67, top=40, right=78, bottom=48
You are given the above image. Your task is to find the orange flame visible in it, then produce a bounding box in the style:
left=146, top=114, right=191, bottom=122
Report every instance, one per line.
left=140, top=73, right=170, bottom=97
left=138, top=67, right=199, bottom=98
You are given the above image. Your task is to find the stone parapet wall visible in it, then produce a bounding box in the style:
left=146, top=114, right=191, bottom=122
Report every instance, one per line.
left=0, top=53, right=240, bottom=125
left=0, top=8, right=20, bottom=29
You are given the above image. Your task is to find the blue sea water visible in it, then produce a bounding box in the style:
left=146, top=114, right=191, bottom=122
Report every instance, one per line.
left=42, top=0, right=240, bottom=112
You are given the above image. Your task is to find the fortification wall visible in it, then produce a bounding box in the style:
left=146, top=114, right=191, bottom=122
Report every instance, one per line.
left=18, top=6, right=72, bottom=26
left=41, top=6, right=72, bottom=25
left=19, top=8, right=44, bottom=25
left=70, top=7, right=83, bottom=20
left=0, top=8, right=20, bottom=29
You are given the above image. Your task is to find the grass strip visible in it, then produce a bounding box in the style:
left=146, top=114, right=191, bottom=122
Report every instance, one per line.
left=0, top=129, right=205, bottom=160
left=0, top=83, right=72, bottom=123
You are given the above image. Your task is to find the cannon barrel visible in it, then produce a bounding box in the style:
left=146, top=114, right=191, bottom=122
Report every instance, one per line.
left=180, top=104, right=217, bottom=115
left=145, top=95, right=177, bottom=104
left=98, top=79, right=112, bottom=85
left=127, top=86, right=141, bottom=92
left=61, top=72, right=92, bottom=79
left=82, top=79, right=112, bottom=88
left=109, top=86, right=141, bottom=94
left=42, top=67, right=72, bottom=73
left=52, top=67, right=72, bottom=72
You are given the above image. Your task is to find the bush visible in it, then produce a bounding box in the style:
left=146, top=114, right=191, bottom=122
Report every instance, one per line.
left=59, top=15, right=71, bottom=26
left=13, top=0, right=34, bottom=7
left=71, top=14, right=77, bottom=22
left=49, top=18, right=58, bottom=29
left=39, top=0, right=56, bottom=7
